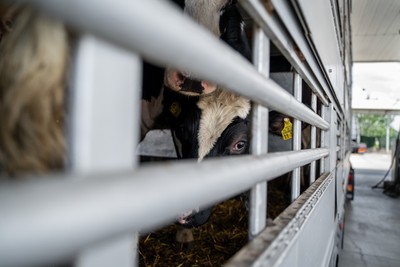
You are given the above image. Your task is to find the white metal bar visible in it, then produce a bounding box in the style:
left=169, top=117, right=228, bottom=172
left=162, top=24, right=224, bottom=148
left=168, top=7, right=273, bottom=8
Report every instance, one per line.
left=15, top=0, right=329, bottom=130
left=0, top=149, right=328, bottom=267
left=69, top=35, right=140, bottom=172
left=77, top=235, right=136, bottom=267
left=291, top=72, right=302, bottom=201
left=239, top=0, right=329, bottom=106
left=68, top=35, right=141, bottom=267
left=249, top=181, right=267, bottom=240
left=249, top=26, right=269, bottom=240
left=320, top=105, right=327, bottom=174
left=310, top=93, right=317, bottom=183
left=324, top=105, right=337, bottom=173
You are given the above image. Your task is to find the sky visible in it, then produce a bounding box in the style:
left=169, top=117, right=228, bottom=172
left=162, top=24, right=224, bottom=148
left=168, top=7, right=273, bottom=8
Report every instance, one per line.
left=352, top=62, right=400, bottom=129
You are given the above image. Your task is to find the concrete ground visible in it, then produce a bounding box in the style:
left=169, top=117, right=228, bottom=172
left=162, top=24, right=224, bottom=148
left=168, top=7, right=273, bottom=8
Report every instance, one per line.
left=339, top=153, right=400, bottom=267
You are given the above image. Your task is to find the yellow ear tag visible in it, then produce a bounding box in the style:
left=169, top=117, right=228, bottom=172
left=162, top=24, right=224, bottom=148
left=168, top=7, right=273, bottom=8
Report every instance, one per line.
left=169, top=102, right=181, bottom=118
left=281, top=118, right=293, bottom=140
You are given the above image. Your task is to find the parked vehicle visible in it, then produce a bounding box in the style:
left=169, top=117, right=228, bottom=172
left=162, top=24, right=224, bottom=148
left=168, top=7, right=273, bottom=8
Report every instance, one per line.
left=357, top=143, right=367, bottom=154
left=347, top=166, right=355, bottom=200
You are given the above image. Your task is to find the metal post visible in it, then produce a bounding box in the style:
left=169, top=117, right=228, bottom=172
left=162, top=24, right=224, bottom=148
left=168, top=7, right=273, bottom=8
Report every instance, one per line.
left=324, top=104, right=337, bottom=173
left=310, top=93, right=317, bottom=183
left=291, top=72, right=302, bottom=201
left=249, top=26, right=269, bottom=240
left=69, top=35, right=141, bottom=267
left=320, top=105, right=326, bottom=174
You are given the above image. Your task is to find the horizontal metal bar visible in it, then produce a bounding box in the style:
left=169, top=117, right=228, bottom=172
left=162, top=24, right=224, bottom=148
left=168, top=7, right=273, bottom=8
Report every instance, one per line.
left=240, top=0, right=329, bottom=106
left=17, top=0, right=329, bottom=129
left=0, top=148, right=328, bottom=267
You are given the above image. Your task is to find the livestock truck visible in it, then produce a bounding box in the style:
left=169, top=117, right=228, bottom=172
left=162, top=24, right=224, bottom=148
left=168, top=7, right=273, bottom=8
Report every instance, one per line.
left=0, top=0, right=352, bottom=266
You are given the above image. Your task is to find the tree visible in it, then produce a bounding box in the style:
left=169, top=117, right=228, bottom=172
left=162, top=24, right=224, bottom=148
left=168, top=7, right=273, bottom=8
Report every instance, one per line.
left=357, top=114, right=398, bottom=149
left=357, top=114, right=396, bottom=137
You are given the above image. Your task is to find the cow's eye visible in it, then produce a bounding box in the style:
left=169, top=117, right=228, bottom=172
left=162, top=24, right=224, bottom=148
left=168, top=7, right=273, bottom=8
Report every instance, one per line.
left=231, top=140, right=247, bottom=153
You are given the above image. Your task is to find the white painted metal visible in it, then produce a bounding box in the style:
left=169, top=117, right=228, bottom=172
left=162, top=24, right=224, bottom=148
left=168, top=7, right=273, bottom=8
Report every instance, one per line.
left=240, top=0, right=329, bottom=106
left=77, top=235, right=137, bottom=267
left=310, top=93, right=317, bottom=183
left=0, top=149, right=328, bottom=267
left=325, top=105, right=338, bottom=173
left=249, top=26, right=270, bottom=240
left=320, top=105, right=327, bottom=174
left=291, top=72, right=302, bottom=201
left=279, top=175, right=336, bottom=267
left=69, top=35, right=141, bottom=267
left=294, top=0, right=345, bottom=109
left=267, top=0, right=332, bottom=105
left=225, top=173, right=334, bottom=267
left=69, top=35, right=140, bottom=172
left=14, top=0, right=328, bottom=130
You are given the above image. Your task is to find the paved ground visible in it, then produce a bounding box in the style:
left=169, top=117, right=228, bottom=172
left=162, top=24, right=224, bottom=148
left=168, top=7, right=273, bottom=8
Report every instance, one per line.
left=339, top=153, right=400, bottom=267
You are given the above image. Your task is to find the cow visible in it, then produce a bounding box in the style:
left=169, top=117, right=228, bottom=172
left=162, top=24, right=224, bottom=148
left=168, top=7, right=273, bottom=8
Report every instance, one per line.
left=146, top=0, right=252, bottom=160
left=0, top=6, right=68, bottom=178
left=140, top=0, right=252, bottom=247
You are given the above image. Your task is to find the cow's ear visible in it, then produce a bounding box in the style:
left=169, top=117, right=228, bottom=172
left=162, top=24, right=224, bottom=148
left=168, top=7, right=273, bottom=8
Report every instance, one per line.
left=269, top=114, right=285, bottom=135
left=269, top=112, right=292, bottom=137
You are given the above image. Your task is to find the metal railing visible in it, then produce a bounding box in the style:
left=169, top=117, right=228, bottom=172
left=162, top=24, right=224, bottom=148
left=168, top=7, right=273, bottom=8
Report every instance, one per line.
left=0, top=149, right=329, bottom=266
left=0, top=0, right=345, bottom=266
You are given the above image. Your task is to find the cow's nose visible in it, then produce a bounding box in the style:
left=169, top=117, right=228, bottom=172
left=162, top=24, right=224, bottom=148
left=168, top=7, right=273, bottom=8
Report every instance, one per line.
left=165, top=69, right=217, bottom=96
left=191, top=207, right=212, bottom=227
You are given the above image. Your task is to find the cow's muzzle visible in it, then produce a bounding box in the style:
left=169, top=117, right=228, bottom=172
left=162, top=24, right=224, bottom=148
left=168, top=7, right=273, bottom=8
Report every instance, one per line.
left=177, top=207, right=213, bottom=228
left=165, top=69, right=217, bottom=96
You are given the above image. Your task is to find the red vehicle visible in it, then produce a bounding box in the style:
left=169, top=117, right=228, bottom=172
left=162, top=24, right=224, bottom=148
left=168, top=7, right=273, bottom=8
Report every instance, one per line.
left=357, top=143, right=367, bottom=154
left=347, top=167, right=355, bottom=200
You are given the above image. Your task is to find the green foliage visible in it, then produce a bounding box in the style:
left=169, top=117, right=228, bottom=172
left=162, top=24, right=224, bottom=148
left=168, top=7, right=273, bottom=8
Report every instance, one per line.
left=357, top=114, right=397, bottom=137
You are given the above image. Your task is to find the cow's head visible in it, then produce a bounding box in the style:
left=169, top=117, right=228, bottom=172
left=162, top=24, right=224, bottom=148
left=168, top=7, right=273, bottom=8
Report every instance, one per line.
left=162, top=0, right=251, bottom=162
left=162, top=0, right=251, bottom=229
left=162, top=87, right=250, bottom=228
left=164, top=88, right=250, bottom=160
